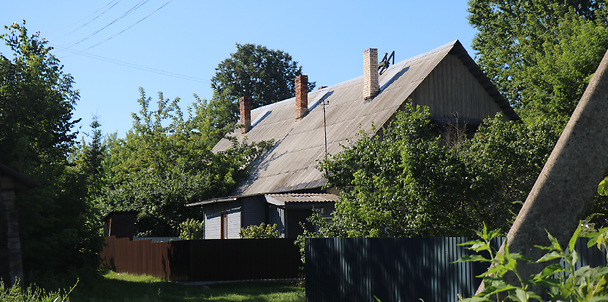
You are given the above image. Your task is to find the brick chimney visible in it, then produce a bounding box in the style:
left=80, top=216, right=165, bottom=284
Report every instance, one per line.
left=363, top=48, right=380, bottom=100
left=239, top=96, right=252, bottom=134
left=295, top=75, right=309, bottom=121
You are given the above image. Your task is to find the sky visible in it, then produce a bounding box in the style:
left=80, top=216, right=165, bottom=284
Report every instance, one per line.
left=1, top=1, right=479, bottom=139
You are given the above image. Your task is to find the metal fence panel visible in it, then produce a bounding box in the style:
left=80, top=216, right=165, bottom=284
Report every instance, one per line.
left=305, top=237, right=603, bottom=302
left=101, top=236, right=301, bottom=282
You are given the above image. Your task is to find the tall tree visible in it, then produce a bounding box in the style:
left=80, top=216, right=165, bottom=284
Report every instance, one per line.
left=100, top=88, right=271, bottom=236
left=209, top=43, right=315, bottom=128
left=311, top=104, right=558, bottom=238
left=0, top=22, right=102, bottom=283
left=468, top=0, right=608, bottom=130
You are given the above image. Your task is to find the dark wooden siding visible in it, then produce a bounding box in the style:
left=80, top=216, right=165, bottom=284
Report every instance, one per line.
left=241, top=196, right=266, bottom=228
left=267, top=205, right=285, bottom=236
left=411, top=54, right=501, bottom=122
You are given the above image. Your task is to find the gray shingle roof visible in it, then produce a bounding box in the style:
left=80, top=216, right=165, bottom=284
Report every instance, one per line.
left=265, top=193, right=339, bottom=205
left=213, top=40, right=517, bottom=197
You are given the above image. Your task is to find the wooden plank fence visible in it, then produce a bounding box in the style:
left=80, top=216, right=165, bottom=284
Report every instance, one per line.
left=101, top=236, right=301, bottom=282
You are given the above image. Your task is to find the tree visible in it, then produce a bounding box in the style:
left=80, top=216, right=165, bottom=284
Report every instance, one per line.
left=468, top=0, right=608, bottom=130
left=0, top=22, right=102, bottom=283
left=311, top=104, right=558, bottom=238
left=99, top=88, right=272, bottom=236
left=71, top=116, right=107, bottom=201
left=209, top=43, right=315, bottom=128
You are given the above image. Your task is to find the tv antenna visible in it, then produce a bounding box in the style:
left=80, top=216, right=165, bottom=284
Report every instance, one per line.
left=378, top=51, right=395, bottom=75
left=322, top=99, right=329, bottom=160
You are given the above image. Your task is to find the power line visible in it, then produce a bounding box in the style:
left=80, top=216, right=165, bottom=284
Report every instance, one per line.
left=55, top=45, right=207, bottom=83
left=84, top=0, right=173, bottom=51
left=53, top=0, right=121, bottom=41
left=64, top=0, right=150, bottom=48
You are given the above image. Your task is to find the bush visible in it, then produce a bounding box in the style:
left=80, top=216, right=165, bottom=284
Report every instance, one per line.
left=240, top=223, right=280, bottom=239
left=178, top=219, right=204, bottom=240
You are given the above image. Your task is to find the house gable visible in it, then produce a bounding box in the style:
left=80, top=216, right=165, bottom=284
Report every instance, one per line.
left=411, top=54, right=502, bottom=123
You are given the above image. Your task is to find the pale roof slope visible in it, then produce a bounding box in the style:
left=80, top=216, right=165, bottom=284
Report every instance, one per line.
left=213, top=40, right=517, bottom=196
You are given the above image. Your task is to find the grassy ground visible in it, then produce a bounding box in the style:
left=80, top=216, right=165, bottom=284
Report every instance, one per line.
left=69, top=272, right=305, bottom=302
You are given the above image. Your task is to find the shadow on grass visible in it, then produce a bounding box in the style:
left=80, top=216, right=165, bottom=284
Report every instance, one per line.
left=69, top=274, right=305, bottom=302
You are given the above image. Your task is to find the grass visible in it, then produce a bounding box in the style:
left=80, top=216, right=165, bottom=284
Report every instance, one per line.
left=69, top=271, right=305, bottom=302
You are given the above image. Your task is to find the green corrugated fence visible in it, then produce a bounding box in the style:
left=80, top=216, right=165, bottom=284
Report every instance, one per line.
left=305, top=237, right=606, bottom=302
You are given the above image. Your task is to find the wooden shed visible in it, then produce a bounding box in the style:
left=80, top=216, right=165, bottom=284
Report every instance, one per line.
left=0, top=163, right=37, bottom=284
left=188, top=40, right=519, bottom=239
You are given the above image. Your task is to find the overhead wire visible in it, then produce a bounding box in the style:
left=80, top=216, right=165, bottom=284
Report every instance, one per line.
left=64, top=0, right=150, bottom=48
left=55, top=45, right=207, bottom=84
left=48, top=1, right=199, bottom=84
left=84, top=0, right=173, bottom=51
left=53, top=0, right=121, bottom=41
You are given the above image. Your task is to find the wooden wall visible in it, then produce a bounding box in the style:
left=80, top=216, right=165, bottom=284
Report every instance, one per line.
left=411, top=54, right=502, bottom=122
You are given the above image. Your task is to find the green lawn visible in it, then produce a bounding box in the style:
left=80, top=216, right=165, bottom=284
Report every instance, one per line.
left=69, top=272, right=305, bottom=302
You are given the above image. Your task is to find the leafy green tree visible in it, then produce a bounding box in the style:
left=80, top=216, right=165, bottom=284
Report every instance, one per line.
left=240, top=223, right=280, bottom=239
left=100, top=88, right=271, bottom=236
left=468, top=1, right=608, bottom=130
left=0, top=22, right=102, bottom=283
left=518, top=13, right=608, bottom=127
left=209, top=43, right=315, bottom=128
left=311, top=104, right=558, bottom=238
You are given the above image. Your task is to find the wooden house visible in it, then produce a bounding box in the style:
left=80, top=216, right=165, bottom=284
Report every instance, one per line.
left=187, top=40, right=519, bottom=239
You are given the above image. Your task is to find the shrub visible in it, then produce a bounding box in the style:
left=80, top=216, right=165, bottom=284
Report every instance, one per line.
left=178, top=219, right=204, bottom=240
left=240, top=223, right=280, bottom=239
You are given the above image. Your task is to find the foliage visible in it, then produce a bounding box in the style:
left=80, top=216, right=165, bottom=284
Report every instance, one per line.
left=209, top=43, right=315, bottom=128
left=71, top=117, right=108, bottom=206
left=0, top=280, right=74, bottom=302
left=178, top=218, right=204, bottom=240
left=100, top=88, right=272, bottom=236
left=0, top=22, right=103, bottom=283
left=457, top=224, right=608, bottom=301
left=311, top=103, right=557, bottom=238
left=468, top=1, right=608, bottom=131
left=240, top=223, right=280, bottom=239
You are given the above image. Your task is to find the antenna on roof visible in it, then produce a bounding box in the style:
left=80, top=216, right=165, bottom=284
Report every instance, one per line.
left=378, top=51, right=395, bottom=75
left=322, top=99, right=329, bottom=160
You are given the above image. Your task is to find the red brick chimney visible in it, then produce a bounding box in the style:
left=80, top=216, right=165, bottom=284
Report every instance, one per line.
left=295, top=75, right=308, bottom=121
left=363, top=48, right=379, bottom=100
left=239, top=96, right=252, bottom=134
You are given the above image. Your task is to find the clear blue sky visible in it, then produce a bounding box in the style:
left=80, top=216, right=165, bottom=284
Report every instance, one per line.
left=1, top=1, right=479, bottom=139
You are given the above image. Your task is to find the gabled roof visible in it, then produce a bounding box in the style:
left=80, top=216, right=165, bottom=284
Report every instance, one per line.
left=213, top=40, right=518, bottom=197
